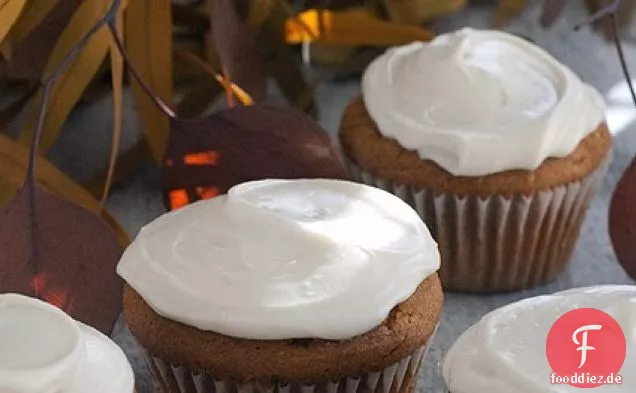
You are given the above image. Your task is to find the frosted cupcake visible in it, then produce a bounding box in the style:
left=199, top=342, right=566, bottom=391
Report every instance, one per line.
left=117, top=179, right=443, bottom=393
left=443, top=285, right=635, bottom=392
left=340, top=28, right=611, bottom=292
left=0, top=294, right=135, bottom=393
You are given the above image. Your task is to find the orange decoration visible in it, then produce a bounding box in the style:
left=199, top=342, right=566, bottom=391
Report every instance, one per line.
left=169, top=189, right=189, bottom=210
left=214, top=72, right=254, bottom=106
left=286, top=9, right=329, bottom=42
left=30, top=273, right=72, bottom=310
left=285, top=8, right=433, bottom=46
left=161, top=106, right=349, bottom=212
left=196, top=186, right=221, bottom=200
left=183, top=151, right=220, bottom=166
left=222, top=67, right=235, bottom=108
left=173, top=49, right=255, bottom=106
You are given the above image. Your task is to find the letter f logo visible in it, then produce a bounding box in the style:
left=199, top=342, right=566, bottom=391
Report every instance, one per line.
left=573, top=324, right=603, bottom=368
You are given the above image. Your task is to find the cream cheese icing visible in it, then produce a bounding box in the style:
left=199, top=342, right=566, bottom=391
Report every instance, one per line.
left=0, top=294, right=134, bottom=393
left=443, top=285, right=636, bottom=393
left=361, top=28, right=606, bottom=176
left=117, top=179, right=440, bottom=340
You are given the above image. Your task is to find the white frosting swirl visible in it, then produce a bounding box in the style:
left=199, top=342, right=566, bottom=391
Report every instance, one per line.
left=0, top=294, right=134, bottom=393
left=117, top=179, right=440, bottom=340
left=443, top=285, right=636, bottom=393
left=362, top=28, right=606, bottom=176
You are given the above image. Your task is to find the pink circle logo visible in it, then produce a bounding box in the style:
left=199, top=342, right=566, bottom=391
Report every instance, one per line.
left=546, top=308, right=626, bottom=388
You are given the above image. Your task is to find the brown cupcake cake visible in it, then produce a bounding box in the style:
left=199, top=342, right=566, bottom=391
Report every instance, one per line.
left=340, top=28, right=611, bottom=292
left=118, top=179, right=443, bottom=393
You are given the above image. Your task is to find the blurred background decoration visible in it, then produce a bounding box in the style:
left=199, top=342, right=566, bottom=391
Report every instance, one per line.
left=1, top=0, right=635, bottom=230
left=3, top=3, right=636, bottom=390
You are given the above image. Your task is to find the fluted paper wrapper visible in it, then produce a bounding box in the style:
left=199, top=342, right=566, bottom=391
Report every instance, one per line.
left=345, top=158, right=610, bottom=292
left=144, top=327, right=437, bottom=393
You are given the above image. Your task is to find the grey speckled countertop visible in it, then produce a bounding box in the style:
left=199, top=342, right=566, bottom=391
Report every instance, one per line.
left=32, top=2, right=636, bottom=392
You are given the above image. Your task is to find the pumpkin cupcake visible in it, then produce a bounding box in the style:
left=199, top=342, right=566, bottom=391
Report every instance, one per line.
left=340, top=28, right=611, bottom=292
left=443, top=285, right=635, bottom=392
left=0, top=294, right=135, bottom=393
left=118, top=179, right=443, bottom=393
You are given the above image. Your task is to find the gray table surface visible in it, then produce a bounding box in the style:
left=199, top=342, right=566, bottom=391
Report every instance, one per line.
left=33, top=2, right=636, bottom=392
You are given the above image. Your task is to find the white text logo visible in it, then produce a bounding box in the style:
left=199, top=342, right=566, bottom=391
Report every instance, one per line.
left=572, top=324, right=603, bottom=368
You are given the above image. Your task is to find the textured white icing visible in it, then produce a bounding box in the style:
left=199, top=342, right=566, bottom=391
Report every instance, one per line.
left=0, top=294, right=134, bottom=393
left=117, top=179, right=440, bottom=340
left=443, top=285, right=636, bottom=393
left=361, top=28, right=606, bottom=176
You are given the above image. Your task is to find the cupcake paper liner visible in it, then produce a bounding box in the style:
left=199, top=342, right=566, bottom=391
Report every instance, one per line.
left=345, top=157, right=610, bottom=292
left=144, top=326, right=438, bottom=393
